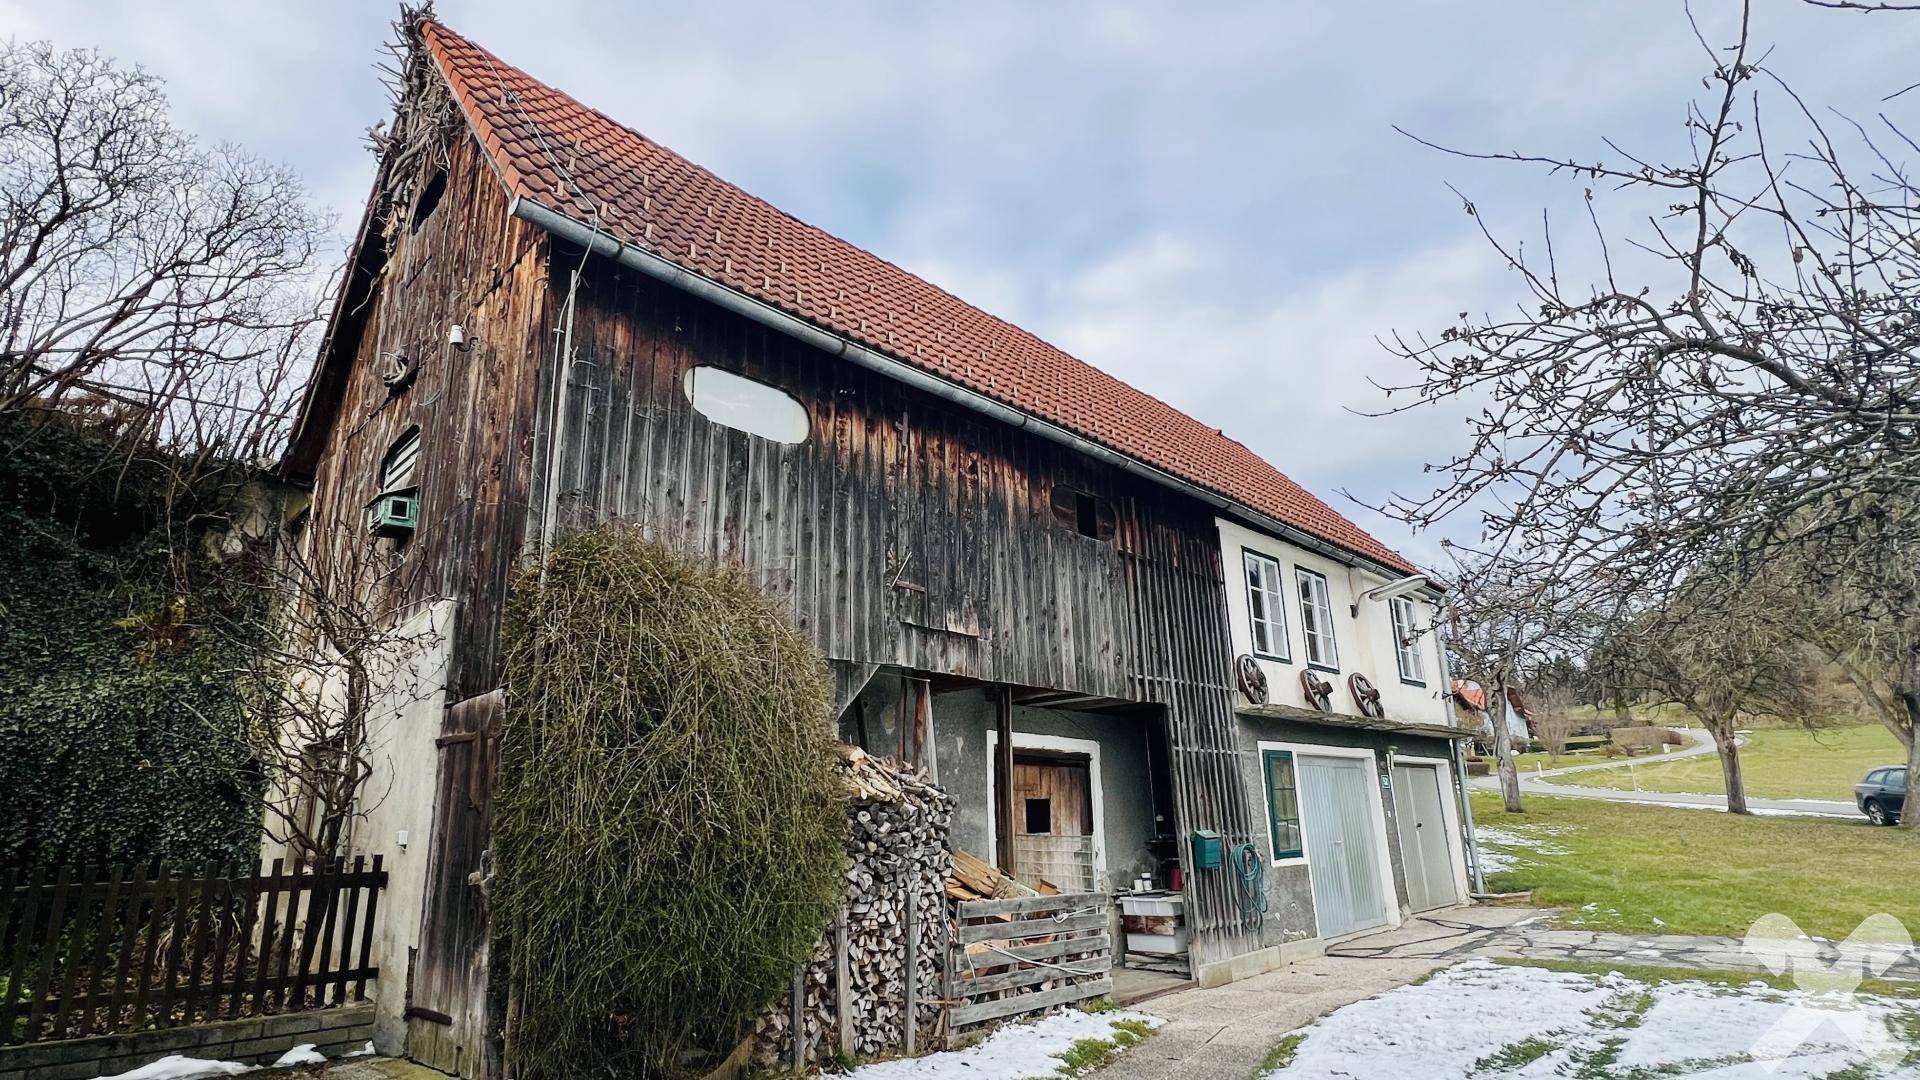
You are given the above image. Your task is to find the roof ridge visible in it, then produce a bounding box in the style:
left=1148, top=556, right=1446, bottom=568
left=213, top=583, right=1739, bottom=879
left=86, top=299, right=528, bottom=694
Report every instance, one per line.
left=415, top=18, right=1416, bottom=574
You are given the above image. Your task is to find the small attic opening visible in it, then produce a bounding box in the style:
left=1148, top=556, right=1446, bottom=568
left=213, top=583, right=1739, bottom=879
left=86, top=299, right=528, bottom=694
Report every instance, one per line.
left=410, top=167, right=447, bottom=233
left=1050, top=484, right=1115, bottom=541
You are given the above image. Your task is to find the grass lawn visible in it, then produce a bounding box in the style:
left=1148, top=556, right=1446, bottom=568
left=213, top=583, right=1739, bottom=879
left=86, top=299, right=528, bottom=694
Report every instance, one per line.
left=1471, top=791, right=1920, bottom=940
left=1560, top=723, right=1904, bottom=801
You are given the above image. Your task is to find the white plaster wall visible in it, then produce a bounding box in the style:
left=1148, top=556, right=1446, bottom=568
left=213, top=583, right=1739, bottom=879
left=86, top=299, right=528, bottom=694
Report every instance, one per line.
left=340, top=598, right=456, bottom=1055
left=1216, top=518, right=1447, bottom=724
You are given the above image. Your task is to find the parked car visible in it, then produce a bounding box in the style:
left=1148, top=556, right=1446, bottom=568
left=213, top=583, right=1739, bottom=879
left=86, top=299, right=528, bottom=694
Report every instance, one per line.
left=1855, top=766, right=1907, bottom=826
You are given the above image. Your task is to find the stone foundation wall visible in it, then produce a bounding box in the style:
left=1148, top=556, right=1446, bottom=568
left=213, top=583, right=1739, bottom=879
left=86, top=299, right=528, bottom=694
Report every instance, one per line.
left=0, top=1004, right=375, bottom=1080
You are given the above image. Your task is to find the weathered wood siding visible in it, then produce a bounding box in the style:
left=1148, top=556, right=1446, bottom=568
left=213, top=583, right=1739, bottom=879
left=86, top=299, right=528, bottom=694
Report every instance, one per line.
left=526, top=263, right=1262, bottom=963
left=295, top=133, right=551, bottom=1076
left=299, top=133, right=549, bottom=703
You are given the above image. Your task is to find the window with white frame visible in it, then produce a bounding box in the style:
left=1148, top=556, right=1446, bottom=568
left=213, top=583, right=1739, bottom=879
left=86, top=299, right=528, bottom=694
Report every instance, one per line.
left=1390, top=595, right=1426, bottom=684
left=1295, top=567, right=1338, bottom=670
left=1243, top=550, right=1290, bottom=661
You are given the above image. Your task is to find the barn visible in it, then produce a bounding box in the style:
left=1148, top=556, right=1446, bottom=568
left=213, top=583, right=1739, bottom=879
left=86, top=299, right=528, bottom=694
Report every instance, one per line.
left=280, top=13, right=1478, bottom=1074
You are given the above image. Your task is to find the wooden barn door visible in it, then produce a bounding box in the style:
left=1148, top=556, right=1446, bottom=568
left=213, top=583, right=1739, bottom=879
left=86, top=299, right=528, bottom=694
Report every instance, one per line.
left=407, top=690, right=501, bottom=1077
left=1010, top=754, right=1096, bottom=892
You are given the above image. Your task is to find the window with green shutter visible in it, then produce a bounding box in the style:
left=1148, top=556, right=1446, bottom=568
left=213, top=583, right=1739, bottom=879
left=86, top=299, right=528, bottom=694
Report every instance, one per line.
left=1263, top=749, right=1304, bottom=860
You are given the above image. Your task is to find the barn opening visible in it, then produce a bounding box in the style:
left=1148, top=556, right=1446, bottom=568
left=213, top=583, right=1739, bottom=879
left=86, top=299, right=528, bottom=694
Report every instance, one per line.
left=834, top=672, right=1180, bottom=898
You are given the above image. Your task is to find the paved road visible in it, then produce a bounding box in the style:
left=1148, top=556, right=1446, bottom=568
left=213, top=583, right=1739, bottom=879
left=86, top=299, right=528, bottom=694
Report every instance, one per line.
left=1467, top=727, right=1858, bottom=818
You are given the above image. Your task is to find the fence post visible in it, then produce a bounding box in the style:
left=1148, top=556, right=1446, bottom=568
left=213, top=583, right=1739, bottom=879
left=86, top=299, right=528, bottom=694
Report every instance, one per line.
left=789, top=963, right=806, bottom=1072
left=834, top=904, right=852, bottom=1059
left=902, top=878, right=917, bottom=1056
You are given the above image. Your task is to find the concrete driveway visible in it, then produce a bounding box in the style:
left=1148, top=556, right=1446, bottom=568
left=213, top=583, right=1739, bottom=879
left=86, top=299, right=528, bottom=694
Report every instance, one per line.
left=1467, top=728, right=1857, bottom=818
left=1089, top=904, right=1920, bottom=1080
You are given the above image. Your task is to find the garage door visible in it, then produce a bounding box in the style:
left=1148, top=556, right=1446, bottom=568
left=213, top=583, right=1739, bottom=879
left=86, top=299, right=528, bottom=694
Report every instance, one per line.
left=1393, top=763, right=1461, bottom=912
left=1298, top=755, right=1389, bottom=938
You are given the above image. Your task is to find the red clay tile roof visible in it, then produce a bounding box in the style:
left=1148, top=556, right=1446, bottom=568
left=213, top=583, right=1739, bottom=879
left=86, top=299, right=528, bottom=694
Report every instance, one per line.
left=419, top=20, right=1414, bottom=574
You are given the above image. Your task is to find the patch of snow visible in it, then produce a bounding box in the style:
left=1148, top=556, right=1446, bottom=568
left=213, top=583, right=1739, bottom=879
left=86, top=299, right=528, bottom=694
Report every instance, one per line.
left=1476, top=825, right=1574, bottom=854
left=1261, top=960, right=1920, bottom=1080
left=1477, top=848, right=1522, bottom=873
left=344, top=1042, right=376, bottom=1058
left=845, top=1008, right=1163, bottom=1080
left=270, top=1045, right=324, bottom=1068
left=1263, top=960, right=1619, bottom=1079
left=97, top=1057, right=254, bottom=1080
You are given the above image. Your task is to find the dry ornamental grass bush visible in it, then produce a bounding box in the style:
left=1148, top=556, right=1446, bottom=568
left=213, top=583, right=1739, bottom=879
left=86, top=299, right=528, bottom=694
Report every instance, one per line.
left=494, top=526, right=846, bottom=1079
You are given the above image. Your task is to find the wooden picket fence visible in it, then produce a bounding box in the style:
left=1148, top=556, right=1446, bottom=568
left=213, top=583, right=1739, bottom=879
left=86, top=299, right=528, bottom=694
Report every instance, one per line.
left=947, top=892, right=1112, bottom=1030
left=0, top=858, right=387, bottom=1046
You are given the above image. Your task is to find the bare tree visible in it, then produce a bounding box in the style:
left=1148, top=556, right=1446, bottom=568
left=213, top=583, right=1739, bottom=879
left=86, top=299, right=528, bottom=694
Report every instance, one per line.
left=0, top=40, right=328, bottom=465
left=1798, top=495, right=1920, bottom=827
left=192, top=508, right=442, bottom=865
left=1371, top=1, right=1920, bottom=617
left=1370, top=2, right=1920, bottom=822
left=1443, top=553, right=1602, bottom=813
left=1530, top=686, right=1579, bottom=759
left=1611, top=562, right=1813, bottom=814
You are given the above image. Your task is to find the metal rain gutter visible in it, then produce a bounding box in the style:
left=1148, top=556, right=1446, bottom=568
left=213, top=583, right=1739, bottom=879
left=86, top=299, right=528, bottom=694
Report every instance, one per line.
left=509, top=196, right=1415, bottom=584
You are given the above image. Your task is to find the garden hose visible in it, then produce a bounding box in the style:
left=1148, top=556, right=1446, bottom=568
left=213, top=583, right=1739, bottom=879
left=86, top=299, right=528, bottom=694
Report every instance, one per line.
left=1231, top=842, right=1268, bottom=927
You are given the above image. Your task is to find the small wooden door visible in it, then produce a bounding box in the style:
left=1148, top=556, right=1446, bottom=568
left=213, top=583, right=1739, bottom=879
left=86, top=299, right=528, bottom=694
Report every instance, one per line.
left=407, top=690, right=500, bottom=1078
left=1010, top=755, right=1095, bottom=891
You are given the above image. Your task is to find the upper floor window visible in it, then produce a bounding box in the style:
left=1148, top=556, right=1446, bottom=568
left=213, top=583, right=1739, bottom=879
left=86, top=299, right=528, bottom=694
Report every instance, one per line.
left=1242, top=550, right=1290, bottom=661
left=1390, top=595, right=1426, bottom=685
left=1295, top=567, right=1338, bottom=670
left=683, top=366, right=809, bottom=444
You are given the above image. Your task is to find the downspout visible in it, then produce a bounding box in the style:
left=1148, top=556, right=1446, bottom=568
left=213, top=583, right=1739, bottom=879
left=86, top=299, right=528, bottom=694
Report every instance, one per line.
left=1434, top=597, right=1485, bottom=895
left=508, top=196, right=1417, bottom=584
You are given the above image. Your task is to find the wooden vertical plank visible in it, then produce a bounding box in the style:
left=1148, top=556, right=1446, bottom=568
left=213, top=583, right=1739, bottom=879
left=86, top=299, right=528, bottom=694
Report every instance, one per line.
left=0, top=866, right=39, bottom=1043
left=227, top=862, right=263, bottom=1020
left=902, top=878, right=918, bottom=1055
left=47, top=864, right=97, bottom=1041
left=23, top=865, right=76, bottom=1043
left=248, top=859, right=284, bottom=1015
left=105, top=867, right=149, bottom=1035
left=156, top=866, right=191, bottom=1028
left=788, top=963, right=805, bottom=1072
left=204, top=865, right=236, bottom=1024
left=994, top=687, right=1015, bottom=873
left=82, top=866, right=124, bottom=1036
left=354, top=855, right=382, bottom=1001
left=332, top=856, right=365, bottom=1006
left=306, top=857, right=346, bottom=1011
left=180, top=862, right=218, bottom=1023
left=272, top=861, right=303, bottom=1010
left=833, top=906, right=852, bottom=1059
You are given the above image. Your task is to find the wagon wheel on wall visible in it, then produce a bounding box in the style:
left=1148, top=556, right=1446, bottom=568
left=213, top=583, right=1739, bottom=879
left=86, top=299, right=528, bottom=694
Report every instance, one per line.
left=1348, top=672, right=1386, bottom=719
left=1299, top=670, right=1333, bottom=712
left=1235, top=654, right=1269, bottom=705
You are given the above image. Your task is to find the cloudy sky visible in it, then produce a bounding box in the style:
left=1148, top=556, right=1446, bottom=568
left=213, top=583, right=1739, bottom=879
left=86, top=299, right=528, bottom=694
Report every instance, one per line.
left=10, top=1, right=1917, bottom=562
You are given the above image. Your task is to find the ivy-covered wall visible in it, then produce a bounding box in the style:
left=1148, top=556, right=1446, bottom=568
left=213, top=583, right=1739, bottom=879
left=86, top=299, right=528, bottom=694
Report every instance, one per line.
left=0, top=415, right=268, bottom=872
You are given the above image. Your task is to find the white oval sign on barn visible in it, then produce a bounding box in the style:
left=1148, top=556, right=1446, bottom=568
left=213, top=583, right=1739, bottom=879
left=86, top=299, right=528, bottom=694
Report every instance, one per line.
left=682, top=366, right=810, bottom=444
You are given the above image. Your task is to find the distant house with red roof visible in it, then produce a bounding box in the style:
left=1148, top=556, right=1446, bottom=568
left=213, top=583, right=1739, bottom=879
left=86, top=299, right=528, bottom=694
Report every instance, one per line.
left=280, top=14, right=1475, bottom=1073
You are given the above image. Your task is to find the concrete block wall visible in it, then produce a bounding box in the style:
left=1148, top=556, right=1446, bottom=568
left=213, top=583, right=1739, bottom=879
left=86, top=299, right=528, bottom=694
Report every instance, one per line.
left=0, top=1005, right=375, bottom=1080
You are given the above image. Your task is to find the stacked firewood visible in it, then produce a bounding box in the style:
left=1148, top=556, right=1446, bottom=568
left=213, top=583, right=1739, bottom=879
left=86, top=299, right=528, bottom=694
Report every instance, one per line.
left=754, top=746, right=953, bottom=1065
